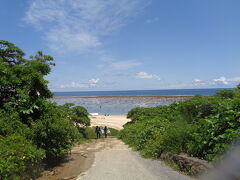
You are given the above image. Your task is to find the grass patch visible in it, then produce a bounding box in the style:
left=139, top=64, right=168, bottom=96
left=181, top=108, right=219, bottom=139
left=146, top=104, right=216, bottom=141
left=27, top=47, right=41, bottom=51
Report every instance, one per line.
left=77, top=138, right=90, bottom=144
left=163, top=159, right=192, bottom=176
left=108, top=128, right=120, bottom=137
left=163, top=159, right=180, bottom=171
left=84, top=127, right=96, bottom=139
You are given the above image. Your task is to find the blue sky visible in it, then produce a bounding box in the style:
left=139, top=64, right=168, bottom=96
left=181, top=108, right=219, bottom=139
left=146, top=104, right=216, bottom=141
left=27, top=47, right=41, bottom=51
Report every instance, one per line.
left=1, top=0, right=240, bottom=91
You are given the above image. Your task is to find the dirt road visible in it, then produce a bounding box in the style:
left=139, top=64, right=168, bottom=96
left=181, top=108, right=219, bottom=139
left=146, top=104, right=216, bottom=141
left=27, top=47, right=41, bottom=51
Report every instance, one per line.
left=38, top=115, right=193, bottom=180
left=77, top=138, right=192, bottom=180
left=38, top=138, right=192, bottom=180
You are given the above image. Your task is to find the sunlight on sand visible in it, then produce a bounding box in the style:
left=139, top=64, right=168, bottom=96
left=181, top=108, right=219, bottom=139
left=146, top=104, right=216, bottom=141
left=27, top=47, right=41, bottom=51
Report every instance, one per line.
left=89, top=115, right=131, bottom=130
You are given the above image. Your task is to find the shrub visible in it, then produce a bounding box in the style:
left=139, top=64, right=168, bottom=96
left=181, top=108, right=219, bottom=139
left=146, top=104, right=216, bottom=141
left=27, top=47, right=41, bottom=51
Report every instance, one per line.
left=127, top=107, right=145, bottom=120
left=0, top=41, right=90, bottom=178
left=120, top=117, right=170, bottom=152
left=108, top=128, right=120, bottom=137
left=187, top=99, right=240, bottom=161
left=121, top=89, right=240, bottom=162
left=84, top=127, right=96, bottom=139
left=178, top=95, right=220, bottom=123
left=126, top=105, right=174, bottom=124
left=143, top=120, right=195, bottom=158
left=0, top=110, right=33, bottom=138
left=215, top=89, right=236, bottom=99
left=59, top=103, right=90, bottom=126
left=0, top=135, right=45, bottom=180
left=32, top=106, right=80, bottom=160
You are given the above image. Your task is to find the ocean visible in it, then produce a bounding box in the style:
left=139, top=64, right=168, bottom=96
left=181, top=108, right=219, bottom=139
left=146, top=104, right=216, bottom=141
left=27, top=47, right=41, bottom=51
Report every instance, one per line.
left=51, top=88, right=232, bottom=115
left=53, top=88, right=231, bottom=97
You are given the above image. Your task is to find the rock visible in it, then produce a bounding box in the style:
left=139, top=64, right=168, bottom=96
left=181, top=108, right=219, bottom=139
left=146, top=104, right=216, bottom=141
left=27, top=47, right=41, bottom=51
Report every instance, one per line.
left=160, top=151, right=173, bottom=160
left=48, top=170, right=55, bottom=176
left=80, top=152, right=88, bottom=158
left=61, top=176, right=76, bottom=180
left=82, top=154, right=88, bottom=158
left=191, top=163, right=208, bottom=175
left=159, top=152, right=212, bottom=176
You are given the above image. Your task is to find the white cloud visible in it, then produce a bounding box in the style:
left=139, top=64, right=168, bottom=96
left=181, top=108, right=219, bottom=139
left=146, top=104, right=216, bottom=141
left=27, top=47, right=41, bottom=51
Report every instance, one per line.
left=60, top=82, right=88, bottom=89
left=89, top=78, right=100, bottom=87
left=227, top=77, right=240, bottom=82
left=193, top=79, right=206, bottom=86
left=25, top=0, right=149, bottom=53
left=110, top=60, right=141, bottom=70
left=89, top=78, right=100, bottom=84
left=60, top=78, right=100, bottom=89
left=192, top=76, right=240, bottom=87
left=213, top=76, right=240, bottom=85
left=46, top=29, right=101, bottom=53
left=213, top=76, right=229, bottom=85
left=194, top=79, right=202, bottom=83
left=135, top=72, right=152, bottom=79
left=135, top=72, right=161, bottom=80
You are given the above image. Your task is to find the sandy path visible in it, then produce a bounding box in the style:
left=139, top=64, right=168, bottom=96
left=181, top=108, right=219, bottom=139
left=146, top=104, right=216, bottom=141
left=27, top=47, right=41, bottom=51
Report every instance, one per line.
left=77, top=138, right=193, bottom=180
left=37, top=138, right=193, bottom=180
left=89, top=115, right=131, bottom=130
left=37, top=117, right=193, bottom=180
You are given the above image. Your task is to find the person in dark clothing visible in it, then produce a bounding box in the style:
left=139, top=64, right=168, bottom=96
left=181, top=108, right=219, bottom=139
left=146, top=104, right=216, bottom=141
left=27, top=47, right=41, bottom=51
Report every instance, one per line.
left=95, top=126, right=101, bottom=139
left=104, top=126, right=109, bottom=138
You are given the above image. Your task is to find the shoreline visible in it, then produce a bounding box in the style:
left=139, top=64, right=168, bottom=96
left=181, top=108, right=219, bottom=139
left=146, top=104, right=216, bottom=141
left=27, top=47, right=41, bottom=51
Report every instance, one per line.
left=51, top=95, right=195, bottom=99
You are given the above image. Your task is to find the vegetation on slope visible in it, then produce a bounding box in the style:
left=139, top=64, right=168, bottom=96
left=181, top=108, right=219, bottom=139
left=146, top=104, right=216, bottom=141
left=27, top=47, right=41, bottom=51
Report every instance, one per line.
left=120, top=87, right=240, bottom=162
left=0, top=40, right=92, bottom=179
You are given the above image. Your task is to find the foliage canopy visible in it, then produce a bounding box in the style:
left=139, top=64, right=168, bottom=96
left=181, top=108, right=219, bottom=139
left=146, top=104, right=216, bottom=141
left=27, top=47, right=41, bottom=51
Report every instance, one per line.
left=120, top=87, right=240, bottom=161
left=0, top=40, right=91, bottom=179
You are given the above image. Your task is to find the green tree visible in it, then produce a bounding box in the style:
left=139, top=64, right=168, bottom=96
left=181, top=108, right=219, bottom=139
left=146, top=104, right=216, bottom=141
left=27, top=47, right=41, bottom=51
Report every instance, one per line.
left=0, top=40, right=25, bottom=64
left=0, top=40, right=55, bottom=123
left=235, top=84, right=240, bottom=93
left=59, top=103, right=90, bottom=126
left=32, top=103, right=80, bottom=160
left=215, top=89, right=236, bottom=99
left=0, top=40, right=85, bottom=178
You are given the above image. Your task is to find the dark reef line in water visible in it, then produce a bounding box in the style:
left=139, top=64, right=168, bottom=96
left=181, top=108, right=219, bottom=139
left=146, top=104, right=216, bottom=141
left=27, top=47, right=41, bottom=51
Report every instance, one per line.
left=51, top=95, right=195, bottom=99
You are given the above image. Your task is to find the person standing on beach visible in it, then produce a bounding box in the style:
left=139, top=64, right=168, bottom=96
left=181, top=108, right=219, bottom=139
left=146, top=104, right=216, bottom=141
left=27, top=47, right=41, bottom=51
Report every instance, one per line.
left=104, top=126, right=109, bottom=138
left=95, top=126, right=101, bottom=139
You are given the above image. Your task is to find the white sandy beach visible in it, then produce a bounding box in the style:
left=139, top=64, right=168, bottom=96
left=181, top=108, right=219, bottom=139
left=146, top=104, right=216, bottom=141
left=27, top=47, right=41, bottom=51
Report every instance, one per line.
left=89, top=115, right=131, bottom=130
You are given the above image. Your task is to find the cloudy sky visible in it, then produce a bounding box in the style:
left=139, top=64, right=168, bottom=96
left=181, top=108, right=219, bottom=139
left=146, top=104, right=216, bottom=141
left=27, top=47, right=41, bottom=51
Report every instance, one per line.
left=1, top=0, right=240, bottom=91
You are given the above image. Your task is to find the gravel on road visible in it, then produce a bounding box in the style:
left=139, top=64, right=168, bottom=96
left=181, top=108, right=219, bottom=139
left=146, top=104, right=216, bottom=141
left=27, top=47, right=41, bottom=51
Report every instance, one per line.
left=77, top=138, right=193, bottom=180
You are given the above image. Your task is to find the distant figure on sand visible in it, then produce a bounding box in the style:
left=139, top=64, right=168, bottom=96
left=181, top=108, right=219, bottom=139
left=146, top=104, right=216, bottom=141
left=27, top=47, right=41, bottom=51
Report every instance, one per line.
left=95, top=126, right=101, bottom=139
left=104, top=126, right=109, bottom=138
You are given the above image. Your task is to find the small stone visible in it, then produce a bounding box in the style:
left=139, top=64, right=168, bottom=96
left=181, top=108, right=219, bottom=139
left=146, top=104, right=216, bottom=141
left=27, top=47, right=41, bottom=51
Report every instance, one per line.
left=48, top=171, right=55, bottom=176
left=80, top=152, right=88, bottom=158
left=61, top=176, right=76, bottom=180
left=82, top=153, right=88, bottom=158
